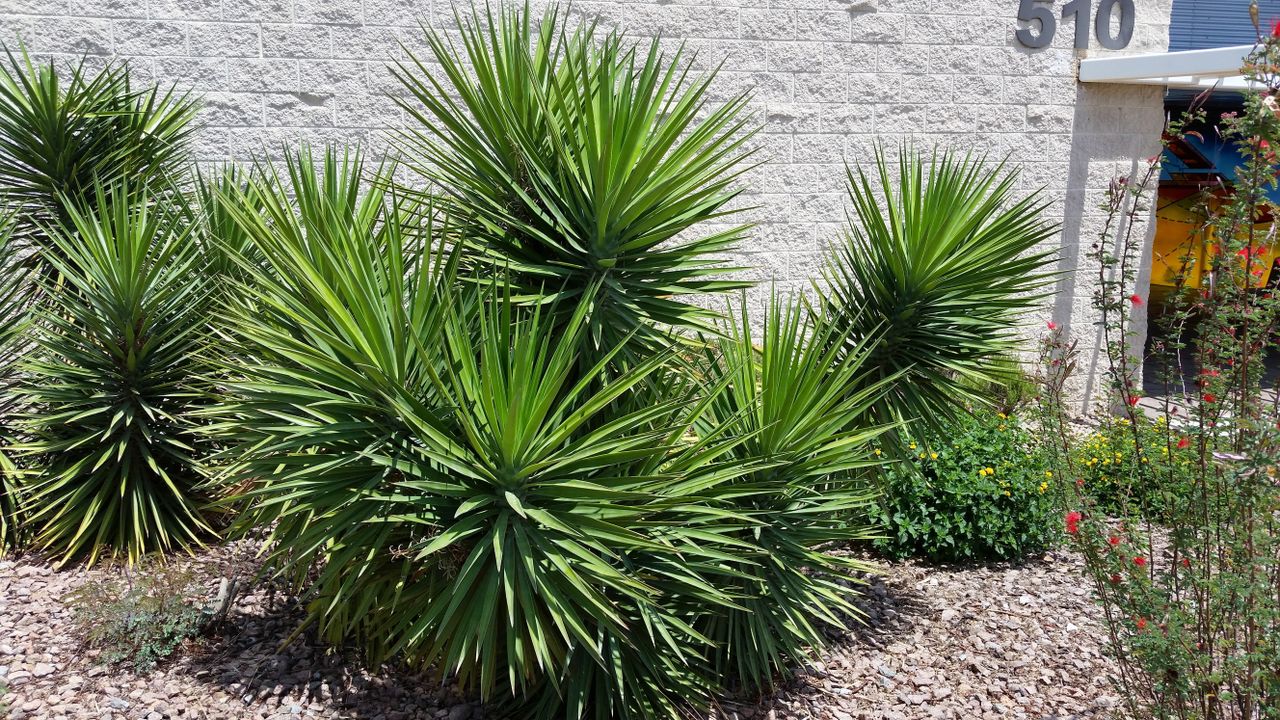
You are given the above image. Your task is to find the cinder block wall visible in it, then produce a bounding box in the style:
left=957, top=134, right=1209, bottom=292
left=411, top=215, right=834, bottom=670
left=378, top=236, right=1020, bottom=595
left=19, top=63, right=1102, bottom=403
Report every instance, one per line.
left=1, top=0, right=1176, bottom=409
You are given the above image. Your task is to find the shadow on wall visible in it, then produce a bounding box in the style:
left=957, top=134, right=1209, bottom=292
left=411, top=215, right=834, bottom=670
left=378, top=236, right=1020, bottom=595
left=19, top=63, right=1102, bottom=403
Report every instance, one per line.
left=1052, top=80, right=1164, bottom=414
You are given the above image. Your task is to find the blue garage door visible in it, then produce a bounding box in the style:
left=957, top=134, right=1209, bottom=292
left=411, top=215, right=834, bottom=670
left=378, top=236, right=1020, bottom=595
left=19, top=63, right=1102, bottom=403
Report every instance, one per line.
left=1169, top=0, right=1280, bottom=50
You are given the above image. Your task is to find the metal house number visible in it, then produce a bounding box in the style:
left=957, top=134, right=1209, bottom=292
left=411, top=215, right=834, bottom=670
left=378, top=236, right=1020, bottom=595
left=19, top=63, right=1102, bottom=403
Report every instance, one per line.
left=1015, top=0, right=1135, bottom=50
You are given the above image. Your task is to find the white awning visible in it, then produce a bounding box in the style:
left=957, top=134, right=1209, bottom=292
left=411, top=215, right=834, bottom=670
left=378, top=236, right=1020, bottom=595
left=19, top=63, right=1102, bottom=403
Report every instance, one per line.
left=1078, top=44, right=1256, bottom=90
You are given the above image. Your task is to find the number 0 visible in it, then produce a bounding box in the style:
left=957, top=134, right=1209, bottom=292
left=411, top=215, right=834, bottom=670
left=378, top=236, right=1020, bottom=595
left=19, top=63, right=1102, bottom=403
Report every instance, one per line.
left=1095, top=0, right=1135, bottom=50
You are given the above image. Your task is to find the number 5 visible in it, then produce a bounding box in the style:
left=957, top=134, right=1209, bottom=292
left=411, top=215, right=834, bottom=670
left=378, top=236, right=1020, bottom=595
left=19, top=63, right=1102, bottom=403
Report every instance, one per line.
left=1016, top=0, right=1057, bottom=48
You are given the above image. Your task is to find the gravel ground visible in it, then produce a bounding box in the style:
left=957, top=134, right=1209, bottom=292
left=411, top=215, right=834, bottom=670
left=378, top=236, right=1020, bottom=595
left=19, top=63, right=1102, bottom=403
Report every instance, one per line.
left=0, top=545, right=1119, bottom=720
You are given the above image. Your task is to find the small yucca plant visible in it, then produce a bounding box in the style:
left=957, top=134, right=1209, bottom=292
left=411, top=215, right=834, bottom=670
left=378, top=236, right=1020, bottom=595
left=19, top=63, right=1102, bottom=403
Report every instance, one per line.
left=17, top=185, right=217, bottom=566
left=0, top=212, right=31, bottom=553
left=392, top=4, right=756, bottom=360
left=819, top=147, right=1058, bottom=425
left=691, top=293, right=889, bottom=688
left=0, top=49, right=197, bottom=239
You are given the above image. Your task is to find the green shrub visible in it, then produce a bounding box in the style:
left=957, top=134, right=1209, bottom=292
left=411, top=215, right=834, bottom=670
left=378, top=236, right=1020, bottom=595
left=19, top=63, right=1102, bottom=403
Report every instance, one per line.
left=17, top=186, right=218, bottom=566
left=871, top=409, right=1058, bottom=562
left=67, top=561, right=205, bottom=672
left=1073, top=414, right=1195, bottom=520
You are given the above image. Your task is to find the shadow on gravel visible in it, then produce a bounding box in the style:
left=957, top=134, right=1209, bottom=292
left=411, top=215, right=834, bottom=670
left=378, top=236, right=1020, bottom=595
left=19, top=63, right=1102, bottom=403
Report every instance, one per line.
left=177, top=586, right=478, bottom=719
left=714, top=570, right=928, bottom=718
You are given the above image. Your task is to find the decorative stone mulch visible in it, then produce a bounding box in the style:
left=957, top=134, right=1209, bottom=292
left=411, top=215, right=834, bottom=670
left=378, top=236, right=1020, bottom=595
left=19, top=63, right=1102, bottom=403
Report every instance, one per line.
left=0, top=545, right=1119, bottom=720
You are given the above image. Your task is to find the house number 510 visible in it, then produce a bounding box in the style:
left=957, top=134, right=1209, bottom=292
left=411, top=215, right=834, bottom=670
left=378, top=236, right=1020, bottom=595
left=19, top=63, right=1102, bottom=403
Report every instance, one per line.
left=1016, top=0, right=1135, bottom=50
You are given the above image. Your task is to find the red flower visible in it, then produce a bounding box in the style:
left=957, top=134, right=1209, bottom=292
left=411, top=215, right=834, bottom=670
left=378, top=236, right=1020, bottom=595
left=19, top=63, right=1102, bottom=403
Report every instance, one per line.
left=1129, top=294, right=1143, bottom=306
left=1177, top=436, right=1190, bottom=450
left=1203, top=393, right=1217, bottom=404
left=1110, top=574, right=1122, bottom=585
left=1127, top=395, right=1140, bottom=407
left=1136, top=617, right=1148, bottom=631
left=1108, top=535, right=1121, bottom=547
left=1238, top=246, right=1256, bottom=258
left=1047, top=321, right=1057, bottom=331
left=1273, top=18, right=1280, bottom=37
left=1181, top=557, right=1191, bottom=569
left=1065, top=511, right=1082, bottom=535
left=1134, top=556, right=1147, bottom=567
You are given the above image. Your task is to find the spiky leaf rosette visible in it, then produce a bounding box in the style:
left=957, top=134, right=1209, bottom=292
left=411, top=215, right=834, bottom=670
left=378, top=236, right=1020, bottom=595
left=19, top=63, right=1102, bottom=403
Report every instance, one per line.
left=819, top=146, right=1057, bottom=425
left=211, top=146, right=748, bottom=720
left=16, top=186, right=217, bottom=566
left=391, top=4, right=756, bottom=360
left=0, top=48, right=197, bottom=238
left=690, top=293, right=889, bottom=689
left=0, top=212, right=32, bottom=553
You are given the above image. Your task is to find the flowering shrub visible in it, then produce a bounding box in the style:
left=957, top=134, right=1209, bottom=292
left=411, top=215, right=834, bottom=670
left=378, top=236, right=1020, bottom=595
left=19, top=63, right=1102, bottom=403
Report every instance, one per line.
left=871, top=410, right=1057, bottom=562
left=1036, top=23, right=1280, bottom=719
left=1073, top=414, right=1195, bottom=520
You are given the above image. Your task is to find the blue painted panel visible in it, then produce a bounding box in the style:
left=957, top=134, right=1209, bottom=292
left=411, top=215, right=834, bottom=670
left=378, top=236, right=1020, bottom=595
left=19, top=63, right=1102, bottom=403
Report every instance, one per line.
left=1169, top=0, right=1280, bottom=51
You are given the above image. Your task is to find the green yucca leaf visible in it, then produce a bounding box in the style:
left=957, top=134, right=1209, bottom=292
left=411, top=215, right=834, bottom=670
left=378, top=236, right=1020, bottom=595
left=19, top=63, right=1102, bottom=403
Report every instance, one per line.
left=0, top=48, right=197, bottom=240
left=819, top=145, right=1059, bottom=427
left=391, top=3, right=757, bottom=360
left=689, top=291, right=889, bottom=689
left=15, top=184, right=217, bottom=567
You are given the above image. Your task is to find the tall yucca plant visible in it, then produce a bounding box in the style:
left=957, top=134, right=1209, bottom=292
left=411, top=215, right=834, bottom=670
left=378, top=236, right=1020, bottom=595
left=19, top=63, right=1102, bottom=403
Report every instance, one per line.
left=0, top=212, right=31, bottom=553
left=0, top=48, right=197, bottom=237
left=391, top=4, right=756, bottom=359
left=212, top=146, right=764, bottom=720
left=691, top=294, right=889, bottom=689
left=17, top=185, right=216, bottom=566
left=819, top=146, right=1058, bottom=424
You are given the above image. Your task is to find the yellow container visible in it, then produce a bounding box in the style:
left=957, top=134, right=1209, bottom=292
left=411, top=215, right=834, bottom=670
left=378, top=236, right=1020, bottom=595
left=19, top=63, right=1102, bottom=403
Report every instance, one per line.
left=1151, top=192, right=1278, bottom=290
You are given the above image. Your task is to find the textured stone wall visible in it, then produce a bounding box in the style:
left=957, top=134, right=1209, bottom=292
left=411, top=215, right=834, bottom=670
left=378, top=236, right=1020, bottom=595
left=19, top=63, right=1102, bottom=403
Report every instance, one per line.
left=2, top=0, right=1176, bottom=408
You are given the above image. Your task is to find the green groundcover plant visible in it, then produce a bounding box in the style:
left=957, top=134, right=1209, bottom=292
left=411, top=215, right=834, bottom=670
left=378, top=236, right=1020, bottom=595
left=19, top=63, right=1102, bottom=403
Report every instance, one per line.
left=871, top=408, right=1058, bottom=563
left=1072, top=414, right=1195, bottom=520
left=67, top=560, right=206, bottom=672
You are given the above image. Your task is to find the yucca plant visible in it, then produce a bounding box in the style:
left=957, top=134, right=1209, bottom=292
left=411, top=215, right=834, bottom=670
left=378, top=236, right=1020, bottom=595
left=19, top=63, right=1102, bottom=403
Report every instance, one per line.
left=212, top=145, right=763, bottom=719
left=0, top=48, right=197, bottom=239
left=191, top=164, right=266, bottom=285
left=16, top=184, right=217, bottom=566
left=690, top=293, right=890, bottom=689
left=0, top=212, right=31, bottom=553
left=819, top=146, right=1058, bottom=425
left=391, top=4, right=756, bottom=360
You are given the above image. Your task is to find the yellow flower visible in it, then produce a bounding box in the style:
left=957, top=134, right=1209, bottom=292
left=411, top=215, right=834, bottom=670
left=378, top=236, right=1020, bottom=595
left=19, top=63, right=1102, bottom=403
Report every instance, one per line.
left=985, top=467, right=995, bottom=475
left=1002, top=490, right=1011, bottom=496
left=918, top=452, right=926, bottom=459
left=1038, top=481, right=1048, bottom=494
left=1044, top=470, right=1053, bottom=479
left=909, top=442, right=917, bottom=450
left=930, top=452, right=938, bottom=460
left=997, top=412, right=1007, bottom=420
left=874, top=448, right=882, bottom=456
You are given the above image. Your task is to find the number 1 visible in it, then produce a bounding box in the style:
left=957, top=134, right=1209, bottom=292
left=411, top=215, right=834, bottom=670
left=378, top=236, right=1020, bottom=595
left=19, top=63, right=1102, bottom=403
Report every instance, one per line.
left=1061, top=0, right=1090, bottom=49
